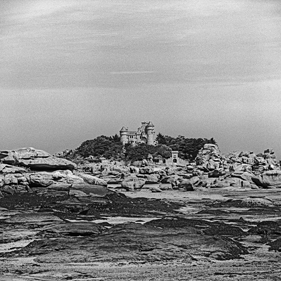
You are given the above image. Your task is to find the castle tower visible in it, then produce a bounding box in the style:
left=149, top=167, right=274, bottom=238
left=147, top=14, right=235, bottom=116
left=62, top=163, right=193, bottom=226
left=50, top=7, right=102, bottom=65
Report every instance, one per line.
left=146, top=121, right=155, bottom=145
left=120, top=127, right=129, bottom=145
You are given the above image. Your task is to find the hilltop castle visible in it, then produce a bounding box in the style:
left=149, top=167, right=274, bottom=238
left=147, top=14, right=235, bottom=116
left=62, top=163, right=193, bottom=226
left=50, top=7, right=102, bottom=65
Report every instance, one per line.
left=120, top=122, right=156, bottom=146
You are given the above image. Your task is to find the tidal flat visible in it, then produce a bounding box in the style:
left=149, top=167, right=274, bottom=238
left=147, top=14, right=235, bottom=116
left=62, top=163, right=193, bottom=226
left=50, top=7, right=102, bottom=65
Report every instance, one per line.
left=1, top=187, right=281, bottom=280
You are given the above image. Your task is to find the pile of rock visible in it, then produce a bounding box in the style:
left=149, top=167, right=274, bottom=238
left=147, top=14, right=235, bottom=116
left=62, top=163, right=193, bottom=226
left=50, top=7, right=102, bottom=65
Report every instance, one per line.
left=191, top=145, right=281, bottom=190
left=0, top=147, right=76, bottom=170
left=0, top=148, right=108, bottom=198
left=113, top=144, right=281, bottom=192
left=1, top=145, right=281, bottom=197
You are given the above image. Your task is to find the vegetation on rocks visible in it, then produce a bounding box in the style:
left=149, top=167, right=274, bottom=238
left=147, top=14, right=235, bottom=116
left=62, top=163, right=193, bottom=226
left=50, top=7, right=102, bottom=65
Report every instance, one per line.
left=63, top=133, right=217, bottom=162
left=124, top=143, right=172, bottom=162
left=75, top=135, right=123, bottom=159
left=156, top=133, right=217, bottom=160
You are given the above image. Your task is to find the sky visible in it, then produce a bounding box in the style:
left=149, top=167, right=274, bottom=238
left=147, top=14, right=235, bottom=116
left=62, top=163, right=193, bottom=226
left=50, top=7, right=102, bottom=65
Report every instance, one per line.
left=1, top=0, right=281, bottom=158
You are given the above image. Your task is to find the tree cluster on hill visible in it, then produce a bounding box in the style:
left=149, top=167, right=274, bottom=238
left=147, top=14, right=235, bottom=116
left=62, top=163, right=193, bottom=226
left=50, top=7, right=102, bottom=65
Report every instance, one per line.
left=74, top=134, right=123, bottom=160
left=156, top=133, right=216, bottom=161
left=124, top=143, right=172, bottom=162
left=67, top=133, right=216, bottom=162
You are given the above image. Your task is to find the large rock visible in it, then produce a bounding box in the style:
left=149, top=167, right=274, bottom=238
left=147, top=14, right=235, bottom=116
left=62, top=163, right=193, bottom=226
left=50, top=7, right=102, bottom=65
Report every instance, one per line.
left=0, top=147, right=51, bottom=164
left=0, top=150, right=17, bottom=164
left=29, top=173, right=53, bottom=187
left=43, top=222, right=104, bottom=236
left=46, top=182, right=72, bottom=192
left=3, top=174, right=18, bottom=185
left=252, top=170, right=281, bottom=188
left=0, top=164, right=27, bottom=174
left=231, top=171, right=255, bottom=182
left=178, top=179, right=194, bottom=191
left=121, top=177, right=146, bottom=191
left=52, top=170, right=84, bottom=184
left=76, top=173, right=107, bottom=186
left=161, top=175, right=182, bottom=189
left=71, top=183, right=109, bottom=196
left=18, top=157, right=77, bottom=171
left=15, top=147, right=51, bottom=159
left=0, top=147, right=76, bottom=171
left=196, top=144, right=222, bottom=165
left=139, top=167, right=155, bottom=174
left=145, top=174, right=160, bottom=184
left=241, top=197, right=274, bottom=207
left=210, top=177, right=253, bottom=189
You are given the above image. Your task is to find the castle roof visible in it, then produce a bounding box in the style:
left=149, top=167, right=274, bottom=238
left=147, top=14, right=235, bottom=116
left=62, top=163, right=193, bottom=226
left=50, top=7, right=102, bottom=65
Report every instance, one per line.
left=120, top=126, right=128, bottom=132
left=147, top=121, right=154, bottom=127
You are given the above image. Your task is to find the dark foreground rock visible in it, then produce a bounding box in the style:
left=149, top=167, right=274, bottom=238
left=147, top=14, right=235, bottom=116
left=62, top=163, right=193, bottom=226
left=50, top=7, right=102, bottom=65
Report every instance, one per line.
left=0, top=180, right=281, bottom=281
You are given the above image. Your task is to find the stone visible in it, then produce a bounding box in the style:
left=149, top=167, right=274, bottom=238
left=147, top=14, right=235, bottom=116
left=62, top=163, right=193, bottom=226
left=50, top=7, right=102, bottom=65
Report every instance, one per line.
left=129, top=166, right=140, bottom=174
left=150, top=186, right=162, bottom=193
left=178, top=179, right=194, bottom=191
left=139, top=167, right=155, bottom=174
left=195, top=144, right=222, bottom=165
left=47, top=182, right=72, bottom=192
left=15, top=147, right=51, bottom=159
left=145, top=174, right=160, bottom=184
left=208, top=169, right=225, bottom=178
left=121, top=177, right=146, bottom=191
left=0, top=147, right=51, bottom=165
left=211, top=179, right=228, bottom=188
left=29, top=173, right=54, bottom=187
left=18, top=157, right=77, bottom=171
left=53, top=170, right=85, bottom=185
left=4, top=174, right=18, bottom=185
left=43, top=222, right=104, bottom=236
left=0, top=176, right=4, bottom=187
left=252, top=170, right=281, bottom=188
left=75, top=172, right=107, bottom=186
left=231, top=171, right=255, bottom=182
left=0, top=164, right=27, bottom=174
left=241, top=197, right=274, bottom=207
left=6, top=212, right=63, bottom=224
left=1, top=185, right=16, bottom=195
left=70, top=183, right=109, bottom=196
left=159, top=184, right=173, bottom=190
left=0, top=150, right=17, bottom=164
left=161, top=175, right=181, bottom=186
left=211, top=177, right=252, bottom=189
left=189, top=176, right=201, bottom=186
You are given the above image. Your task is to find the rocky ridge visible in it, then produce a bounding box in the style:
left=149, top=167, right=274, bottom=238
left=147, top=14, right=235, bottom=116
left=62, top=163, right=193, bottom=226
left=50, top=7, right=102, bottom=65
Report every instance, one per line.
left=2, top=146, right=281, bottom=280
left=0, top=145, right=280, bottom=197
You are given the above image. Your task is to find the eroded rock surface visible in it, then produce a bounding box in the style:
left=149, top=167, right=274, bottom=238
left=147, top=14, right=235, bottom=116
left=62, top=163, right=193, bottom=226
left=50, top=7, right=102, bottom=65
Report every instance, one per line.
left=1, top=146, right=281, bottom=280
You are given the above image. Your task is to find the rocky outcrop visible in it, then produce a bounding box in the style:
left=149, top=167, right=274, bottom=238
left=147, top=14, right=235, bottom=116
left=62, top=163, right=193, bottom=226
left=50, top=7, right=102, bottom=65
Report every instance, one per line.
left=0, top=147, right=77, bottom=171
left=0, top=147, right=50, bottom=164
left=75, top=172, right=107, bottom=186
left=1, top=144, right=281, bottom=197
left=145, top=174, right=160, bottom=184
left=0, top=164, right=27, bottom=174
left=252, top=170, right=281, bottom=188
left=121, top=176, right=146, bottom=191
left=18, top=157, right=76, bottom=171
left=178, top=179, right=194, bottom=191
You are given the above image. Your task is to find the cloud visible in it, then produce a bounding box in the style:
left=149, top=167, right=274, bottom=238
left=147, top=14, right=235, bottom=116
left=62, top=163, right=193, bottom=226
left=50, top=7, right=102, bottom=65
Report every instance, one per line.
left=110, top=71, right=155, bottom=75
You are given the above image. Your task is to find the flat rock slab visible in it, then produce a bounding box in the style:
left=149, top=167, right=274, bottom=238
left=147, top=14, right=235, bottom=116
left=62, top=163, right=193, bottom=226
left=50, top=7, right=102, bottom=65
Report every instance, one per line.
left=1, top=189, right=281, bottom=280
left=5, top=212, right=63, bottom=224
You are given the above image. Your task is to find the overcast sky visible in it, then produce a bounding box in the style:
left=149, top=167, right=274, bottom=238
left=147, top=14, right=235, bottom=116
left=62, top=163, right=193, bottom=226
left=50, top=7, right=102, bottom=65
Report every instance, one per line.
left=1, top=0, right=281, bottom=157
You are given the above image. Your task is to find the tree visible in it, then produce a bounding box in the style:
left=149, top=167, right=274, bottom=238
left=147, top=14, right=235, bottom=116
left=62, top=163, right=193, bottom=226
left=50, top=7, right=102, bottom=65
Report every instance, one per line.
left=70, top=133, right=217, bottom=162
left=155, top=133, right=217, bottom=161
left=75, top=135, right=123, bottom=159
left=156, top=133, right=167, bottom=145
